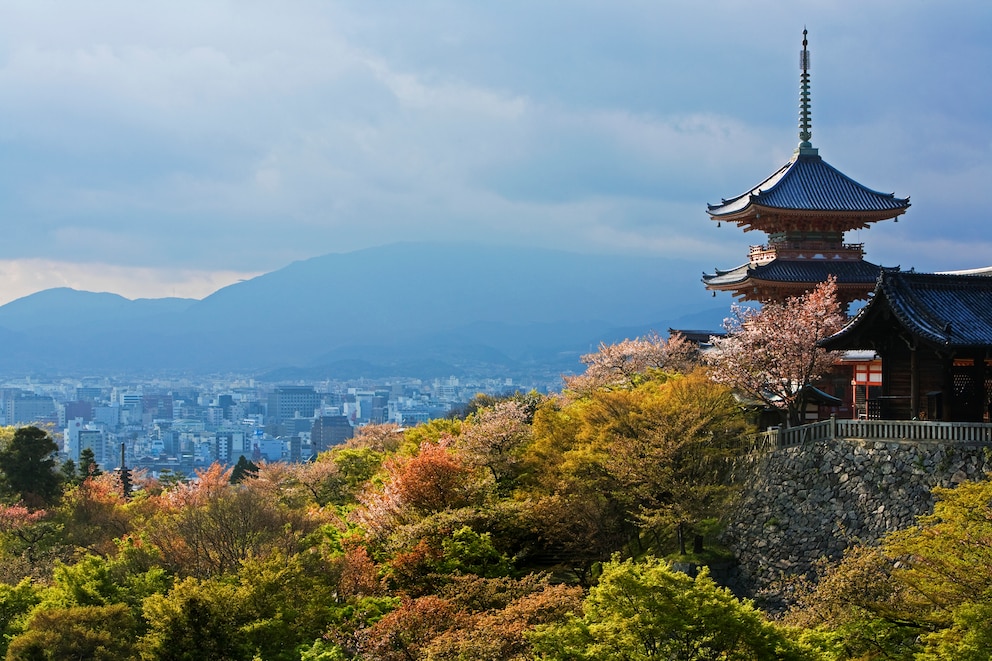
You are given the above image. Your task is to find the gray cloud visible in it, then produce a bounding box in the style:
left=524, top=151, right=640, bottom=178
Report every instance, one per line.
left=0, top=0, right=988, bottom=304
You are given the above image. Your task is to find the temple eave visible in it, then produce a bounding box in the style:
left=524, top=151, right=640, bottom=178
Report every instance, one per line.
left=710, top=205, right=908, bottom=227
left=703, top=276, right=876, bottom=304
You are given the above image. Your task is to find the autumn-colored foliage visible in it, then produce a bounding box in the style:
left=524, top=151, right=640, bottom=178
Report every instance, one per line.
left=2, top=321, right=987, bottom=661
left=355, top=595, right=461, bottom=660
left=0, top=504, right=47, bottom=535
left=145, top=463, right=328, bottom=578
left=59, top=474, right=134, bottom=556
left=353, top=438, right=478, bottom=541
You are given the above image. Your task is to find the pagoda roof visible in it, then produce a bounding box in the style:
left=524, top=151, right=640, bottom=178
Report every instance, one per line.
left=703, top=258, right=883, bottom=288
left=939, top=265, right=992, bottom=277
left=707, top=151, right=910, bottom=218
left=822, top=269, right=992, bottom=351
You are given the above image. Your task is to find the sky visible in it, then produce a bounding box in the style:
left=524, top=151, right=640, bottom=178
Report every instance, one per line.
left=0, top=1, right=990, bottom=306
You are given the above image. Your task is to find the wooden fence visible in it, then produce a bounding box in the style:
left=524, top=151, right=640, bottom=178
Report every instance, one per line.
left=750, top=418, right=992, bottom=453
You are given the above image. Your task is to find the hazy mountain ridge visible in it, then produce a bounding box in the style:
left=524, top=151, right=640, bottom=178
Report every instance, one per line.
left=0, top=288, right=196, bottom=331
left=0, top=244, right=727, bottom=378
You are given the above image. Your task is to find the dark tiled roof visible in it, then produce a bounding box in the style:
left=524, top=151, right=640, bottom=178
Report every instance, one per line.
left=668, top=328, right=725, bottom=343
left=939, top=266, right=992, bottom=277
left=708, top=153, right=910, bottom=217
left=823, top=269, right=992, bottom=349
left=703, top=259, right=882, bottom=287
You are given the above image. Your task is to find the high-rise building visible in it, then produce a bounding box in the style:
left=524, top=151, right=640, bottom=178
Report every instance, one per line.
left=267, top=386, right=320, bottom=425
left=5, top=393, right=57, bottom=425
left=310, top=415, right=354, bottom=454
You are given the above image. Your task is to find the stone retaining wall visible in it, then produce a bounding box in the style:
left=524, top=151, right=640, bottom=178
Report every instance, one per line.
left=723, top=438, right=992, bottom=607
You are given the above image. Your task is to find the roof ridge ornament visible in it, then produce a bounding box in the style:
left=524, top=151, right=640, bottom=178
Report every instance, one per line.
left=797, top=28, right=818, bottom=156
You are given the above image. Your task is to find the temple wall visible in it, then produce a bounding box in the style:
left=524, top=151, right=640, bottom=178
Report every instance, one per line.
left=723, top=438, right=992, bottom=607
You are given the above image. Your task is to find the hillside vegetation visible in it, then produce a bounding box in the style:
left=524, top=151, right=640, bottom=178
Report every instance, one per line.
left=0, top=330, right=989, bottom=659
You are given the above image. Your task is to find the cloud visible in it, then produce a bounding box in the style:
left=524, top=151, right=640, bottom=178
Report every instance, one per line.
left=0, top=0, right=988, bottom=304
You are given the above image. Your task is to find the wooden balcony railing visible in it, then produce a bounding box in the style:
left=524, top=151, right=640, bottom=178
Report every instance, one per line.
left=747, top=418, right=992, bottom=453
left=748, top=242, right=865, bottom=263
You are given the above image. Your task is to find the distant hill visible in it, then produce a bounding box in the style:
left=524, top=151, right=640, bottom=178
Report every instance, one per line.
left=0, top=243, right=729, bottom=380
left=0, top=288, right=195, bottom=330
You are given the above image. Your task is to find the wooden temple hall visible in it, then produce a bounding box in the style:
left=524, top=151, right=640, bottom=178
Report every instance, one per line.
left=702, top=31, right=992, bottom=426
left=822, top=269, right=992, bottom=423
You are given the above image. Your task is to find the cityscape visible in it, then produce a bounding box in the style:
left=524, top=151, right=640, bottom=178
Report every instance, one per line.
left=1, top=373, right=537, bottom=475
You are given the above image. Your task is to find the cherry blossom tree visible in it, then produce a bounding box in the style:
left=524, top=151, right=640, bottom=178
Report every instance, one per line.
left=457, top=401, right=532, bottom=493
left=147, top=463, right=327, bottom=578
left=564, top=331, right=697, bottom=394
left=708, top=277, right=846, bottom=427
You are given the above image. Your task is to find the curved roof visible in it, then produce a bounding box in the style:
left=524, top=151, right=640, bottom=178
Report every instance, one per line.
left=707, top=152, right=910, bottom=218
left=703, top=259, right=883, bottom=288
left=822, top=269, right=992, bottom=350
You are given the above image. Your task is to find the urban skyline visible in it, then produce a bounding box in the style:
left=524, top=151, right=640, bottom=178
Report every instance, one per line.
left=2, top=372, right=532, bottom=473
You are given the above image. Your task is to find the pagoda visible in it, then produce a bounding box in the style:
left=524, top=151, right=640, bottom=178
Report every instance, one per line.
left=703, top=30, right=910, bottom=306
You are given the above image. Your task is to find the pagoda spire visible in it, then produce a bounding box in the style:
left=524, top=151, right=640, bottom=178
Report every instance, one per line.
left=798, top=28, right=817, bottom=155
left=704, top=29, right=910, bottom=305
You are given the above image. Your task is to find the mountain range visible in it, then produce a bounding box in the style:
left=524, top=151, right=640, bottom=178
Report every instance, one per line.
left=0, top=243, right=730, bottom=382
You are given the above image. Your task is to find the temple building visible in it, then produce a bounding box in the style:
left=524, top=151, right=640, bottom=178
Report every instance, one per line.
left=703, top=31, right=910, bottom=306
left=821, top=269, right=992, bottom=423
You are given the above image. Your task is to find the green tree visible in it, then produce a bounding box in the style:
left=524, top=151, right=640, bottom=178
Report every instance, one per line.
left=531, top=556, right=807, bottom=660
left=790, top=475, right=992, bottom=660
left=521, top=371, right=748, bottom=566
left=325, top=447, right=386, bottom=505
left=436, top=526, right=512, bottom=578
left=0, top=427, right=62, bottom=507
left=0, top=579, right=41, bottom=658
left=6, top=603, right=140, bottom=660
left=917, top=601, right=992, bottom=661
left=599, top=370, right=748, bottom=554
left=59, top=459, right=77, bottom=487
left=140, top=550, right=384, bottom=661
left=77, top=447, right=102, bottom=481
left=140, top=577, right=249, bottom=661
left=36, top=550, right=170, bottom=614
left=229, top=455, right=258, bottom=484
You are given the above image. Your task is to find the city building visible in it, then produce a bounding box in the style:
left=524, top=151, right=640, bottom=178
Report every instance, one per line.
left=4, top=392, right=57, bottom=425
left=267, top=386, right=320, bottom=425
left=310, top=415, right=354, bottom=454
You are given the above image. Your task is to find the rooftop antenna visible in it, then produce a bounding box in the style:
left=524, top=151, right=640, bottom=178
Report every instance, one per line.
left=798, top=28, right=818, bottom=155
